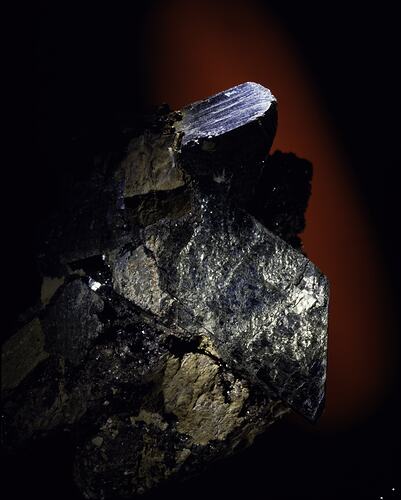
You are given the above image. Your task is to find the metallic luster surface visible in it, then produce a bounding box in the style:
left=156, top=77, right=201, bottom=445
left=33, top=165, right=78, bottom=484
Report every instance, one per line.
left=115, top=191, right=329, bottom=421
left=177, top=82, right=276, bottom=145
left=3, top=82, right=330, bottom=498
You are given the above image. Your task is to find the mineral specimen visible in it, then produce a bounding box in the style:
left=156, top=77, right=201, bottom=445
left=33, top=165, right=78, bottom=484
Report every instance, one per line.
left=1, top=82, right=329, bottom=498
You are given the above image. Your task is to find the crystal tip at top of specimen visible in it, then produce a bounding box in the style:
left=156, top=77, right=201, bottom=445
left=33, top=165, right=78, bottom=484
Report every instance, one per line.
left=176, top=82, right=277, bottom=146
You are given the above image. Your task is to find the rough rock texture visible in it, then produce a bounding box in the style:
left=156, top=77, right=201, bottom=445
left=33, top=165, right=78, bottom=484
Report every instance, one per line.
left=1, top=82, right=329, bottom=498
left=134, top=193, right=328, bottom=420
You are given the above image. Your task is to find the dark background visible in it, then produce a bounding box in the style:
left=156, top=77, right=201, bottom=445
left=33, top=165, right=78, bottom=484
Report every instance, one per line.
left=4, top=1, right=400, bottom=499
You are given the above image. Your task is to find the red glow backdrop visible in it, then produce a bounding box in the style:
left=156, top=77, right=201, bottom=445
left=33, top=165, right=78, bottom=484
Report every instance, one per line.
left=144, top=0, right=395, bottom=427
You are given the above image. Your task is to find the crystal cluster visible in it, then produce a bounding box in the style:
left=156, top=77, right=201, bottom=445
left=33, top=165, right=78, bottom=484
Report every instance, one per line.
left=1, top=83, right=329, bottom=498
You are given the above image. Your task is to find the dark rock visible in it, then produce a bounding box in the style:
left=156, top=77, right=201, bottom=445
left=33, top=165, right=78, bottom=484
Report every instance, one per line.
left=176, top=82, right=277, bottom=203
left=247, top=151, right=313, bottom=248
left=42, top=279, right=104, bottom=365
left=1, top=82, right=329, bottom=498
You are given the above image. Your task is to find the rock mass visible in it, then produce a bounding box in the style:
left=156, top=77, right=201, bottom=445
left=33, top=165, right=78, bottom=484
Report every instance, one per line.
left=1, top=82, right=329, bottom=498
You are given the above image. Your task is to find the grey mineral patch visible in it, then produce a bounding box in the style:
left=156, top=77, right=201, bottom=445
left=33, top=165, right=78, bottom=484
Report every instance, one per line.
left=1, top=318, right=49, bottom=391
left=123, top=130, right=185, bottom=197
left=111, top=245, right=173, bottom=316
left=162, top=353, right=249, bottom=446
left=40, top=276, right=65, bottom=305
left=41, top=279, right=104, bottom=365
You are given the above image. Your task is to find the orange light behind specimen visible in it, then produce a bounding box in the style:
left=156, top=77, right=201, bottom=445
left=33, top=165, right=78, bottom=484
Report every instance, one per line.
left=144, top=0, right=395, bottom=427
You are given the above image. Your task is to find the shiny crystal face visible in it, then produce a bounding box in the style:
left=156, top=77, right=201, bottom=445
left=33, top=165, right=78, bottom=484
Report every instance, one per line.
left=177, top=82, right=276, bottom=145
left=114, top=190, right=329, bottom=421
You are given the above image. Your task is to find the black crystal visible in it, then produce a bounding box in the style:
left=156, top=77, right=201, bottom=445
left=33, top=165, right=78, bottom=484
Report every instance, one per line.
left=1, top=82, right=329, bottom=498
